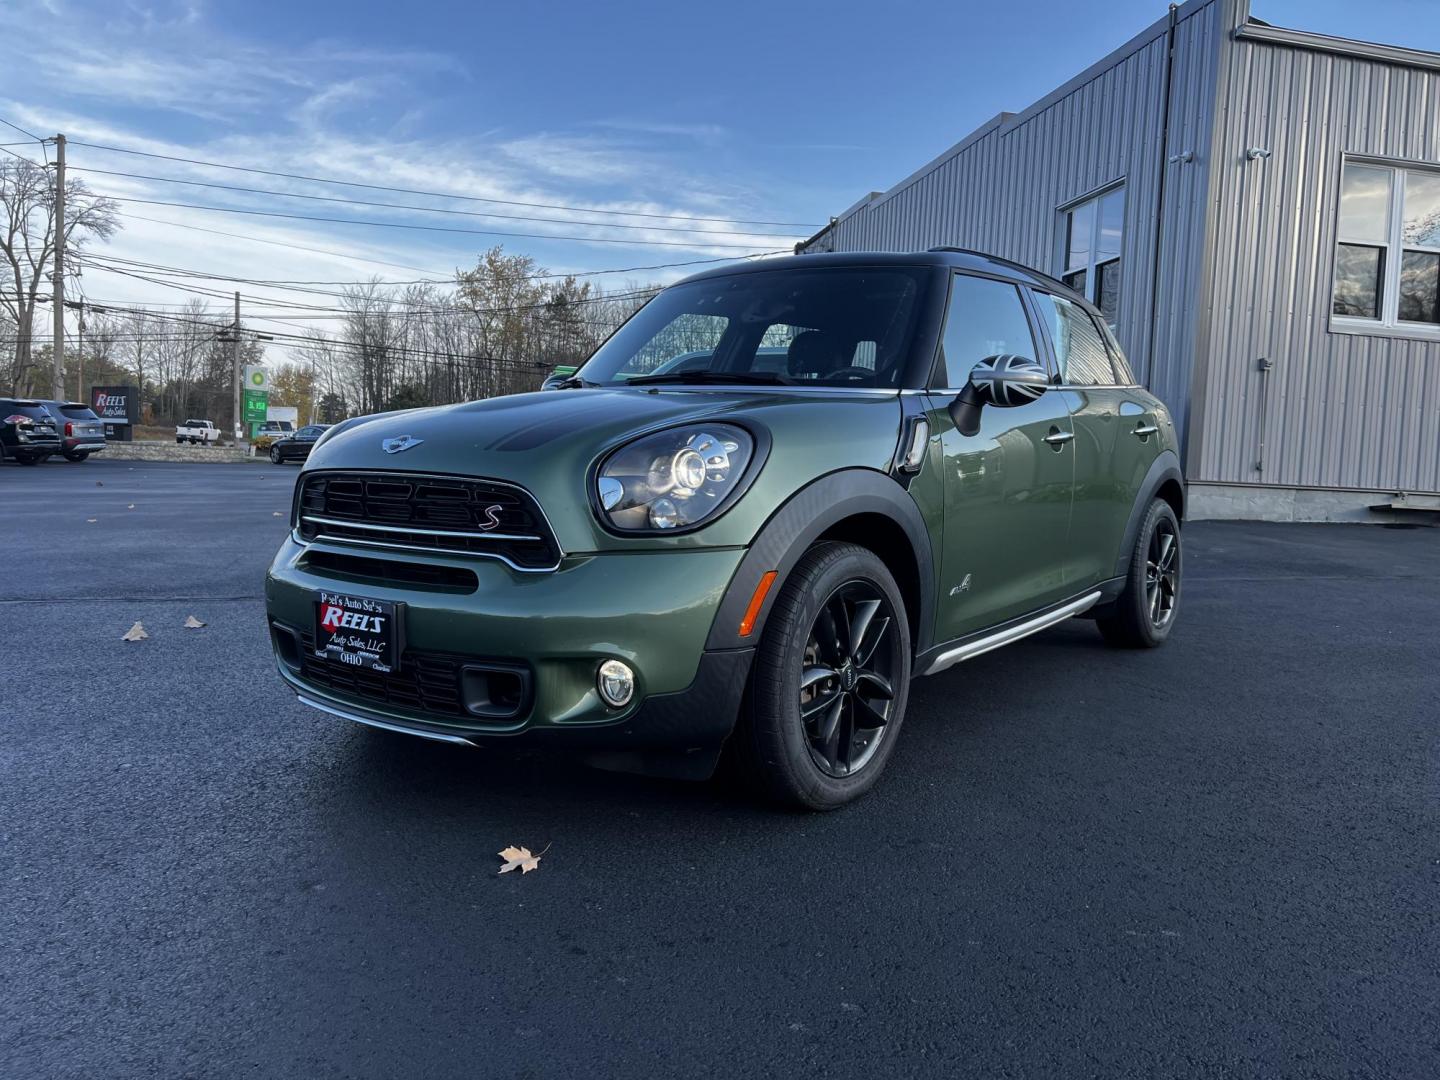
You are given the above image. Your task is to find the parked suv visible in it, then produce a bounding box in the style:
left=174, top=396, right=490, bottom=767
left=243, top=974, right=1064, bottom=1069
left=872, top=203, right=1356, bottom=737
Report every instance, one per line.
left=41, top=400, right=107, bottom=462
left=0, top=399, right=63, bottom=465
left=266, top=251, right=1184, bottom=809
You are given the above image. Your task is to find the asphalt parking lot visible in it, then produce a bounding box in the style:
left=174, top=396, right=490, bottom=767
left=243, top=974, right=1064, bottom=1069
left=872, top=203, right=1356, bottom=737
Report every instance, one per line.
left=2, top=458, right=1436, bottom=1079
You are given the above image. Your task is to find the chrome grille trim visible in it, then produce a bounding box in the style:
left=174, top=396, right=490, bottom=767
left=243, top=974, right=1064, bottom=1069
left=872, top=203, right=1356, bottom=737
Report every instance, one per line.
left=294, top=470, right=563, bottom=573
left=300, top=514, right=543, bottom=543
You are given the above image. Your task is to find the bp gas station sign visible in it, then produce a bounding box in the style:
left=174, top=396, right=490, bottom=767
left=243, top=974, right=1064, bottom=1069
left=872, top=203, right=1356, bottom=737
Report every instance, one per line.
left=243, top=365, right=269, bottom=430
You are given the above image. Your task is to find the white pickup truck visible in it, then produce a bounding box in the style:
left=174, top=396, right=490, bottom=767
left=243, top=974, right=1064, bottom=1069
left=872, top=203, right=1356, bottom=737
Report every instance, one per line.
left=176, top=419, right=221, bottom=445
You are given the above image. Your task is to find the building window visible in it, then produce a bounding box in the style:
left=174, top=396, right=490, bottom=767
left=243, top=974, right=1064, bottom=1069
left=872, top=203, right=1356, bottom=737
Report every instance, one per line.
left=1333, top=160, right=1440, bottom=331
left=1060, top=186, right=1124, bottom=325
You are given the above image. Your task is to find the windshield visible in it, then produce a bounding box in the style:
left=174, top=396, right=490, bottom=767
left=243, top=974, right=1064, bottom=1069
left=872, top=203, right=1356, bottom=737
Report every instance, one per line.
left=577, top=267, right=926, bottom=388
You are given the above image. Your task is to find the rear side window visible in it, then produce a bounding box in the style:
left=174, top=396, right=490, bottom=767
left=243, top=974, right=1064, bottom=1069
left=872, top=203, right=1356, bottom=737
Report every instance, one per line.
left=936, top=275, right=1040, bottom=388
left=1031, top=292, right=1116, bottom=386
left=1, top=400, right=51, bottom=419
left=1097, top=322, right=1137, bottom=385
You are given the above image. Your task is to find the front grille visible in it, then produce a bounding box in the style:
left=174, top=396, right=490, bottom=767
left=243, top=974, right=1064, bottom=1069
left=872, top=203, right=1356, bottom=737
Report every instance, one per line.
left=296, top=471, right=560, bottom=571
left=299, top=629, right=464, bottom=718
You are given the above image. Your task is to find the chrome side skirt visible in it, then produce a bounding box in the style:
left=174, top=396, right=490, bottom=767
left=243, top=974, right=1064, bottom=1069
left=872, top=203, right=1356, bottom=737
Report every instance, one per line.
left=295, top=692, right=477, bottom=747
left=922, top=590, right=1102, bottom=677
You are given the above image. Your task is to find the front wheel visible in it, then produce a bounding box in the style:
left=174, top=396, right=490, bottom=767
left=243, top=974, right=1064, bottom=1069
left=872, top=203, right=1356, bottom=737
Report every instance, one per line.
left=269, top=446, right=282, bottom=464
left=732, top=541, right=911, bottom=811
left=1097, top=498, right=1181, bottom=648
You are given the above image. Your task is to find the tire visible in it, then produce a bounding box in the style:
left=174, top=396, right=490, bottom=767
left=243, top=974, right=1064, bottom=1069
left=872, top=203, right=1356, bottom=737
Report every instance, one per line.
left=1097, top=498, right=1182, bottom=648
left=731, top=541, right=912, bottom=811
left=177, top=437, right=185, bottom=444
left=270, top=446, right=283, bottom=464
left=17, top=454, right=41, bottom=466
left=63, top=450, right=89, bottom=462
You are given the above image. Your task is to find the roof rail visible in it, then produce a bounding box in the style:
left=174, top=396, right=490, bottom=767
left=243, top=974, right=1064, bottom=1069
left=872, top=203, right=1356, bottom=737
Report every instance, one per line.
left=925, top=246, right=1072, bottom=291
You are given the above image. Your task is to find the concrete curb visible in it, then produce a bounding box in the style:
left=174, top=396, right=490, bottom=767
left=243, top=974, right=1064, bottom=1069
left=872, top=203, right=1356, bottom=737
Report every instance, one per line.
left=95, top=442, right=255, bottom=464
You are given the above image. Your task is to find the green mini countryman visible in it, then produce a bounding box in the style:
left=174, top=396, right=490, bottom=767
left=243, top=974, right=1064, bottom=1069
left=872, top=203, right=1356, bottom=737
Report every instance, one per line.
left=266, top=250, right=1184, bottom=809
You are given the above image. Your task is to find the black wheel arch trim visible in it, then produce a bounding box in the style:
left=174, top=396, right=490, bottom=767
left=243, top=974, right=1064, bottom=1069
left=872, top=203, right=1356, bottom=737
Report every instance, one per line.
left=705, top=467, right=936, bottom=655
left=1114, top=450, right=1185, bottom=579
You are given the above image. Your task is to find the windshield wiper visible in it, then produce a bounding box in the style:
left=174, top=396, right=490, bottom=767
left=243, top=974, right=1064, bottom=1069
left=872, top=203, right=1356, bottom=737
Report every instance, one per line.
left=623, top=370, right=793, bottom=387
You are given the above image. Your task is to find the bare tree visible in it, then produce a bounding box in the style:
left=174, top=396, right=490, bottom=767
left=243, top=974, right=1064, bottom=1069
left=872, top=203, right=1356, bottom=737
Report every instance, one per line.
left=0, top=157, right=119, bottom=395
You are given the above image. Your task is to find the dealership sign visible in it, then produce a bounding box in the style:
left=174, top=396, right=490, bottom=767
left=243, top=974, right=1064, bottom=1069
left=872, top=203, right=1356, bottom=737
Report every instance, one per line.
left=91, top=385, right=138, bottom=425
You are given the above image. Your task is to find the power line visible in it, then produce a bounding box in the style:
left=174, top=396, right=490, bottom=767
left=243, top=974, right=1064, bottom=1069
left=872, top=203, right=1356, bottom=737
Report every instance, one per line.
left=74, top=248, right=780, bottom=290
left=67, top=138, right=821, bottom=229
left=95, top=195, right=771, bottom=250
left=117, top=212, right=453, bottom=275
left=68, top=165, right=800, bottom=239
left=0, top=114, right=43, bottom=142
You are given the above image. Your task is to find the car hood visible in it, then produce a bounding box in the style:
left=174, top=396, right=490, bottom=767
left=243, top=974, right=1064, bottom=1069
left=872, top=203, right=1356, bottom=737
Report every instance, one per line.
left=303, top=387, right=904, bottom=553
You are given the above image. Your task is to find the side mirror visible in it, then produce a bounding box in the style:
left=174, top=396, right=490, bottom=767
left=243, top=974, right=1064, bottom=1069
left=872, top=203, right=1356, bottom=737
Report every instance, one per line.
left=947, top=354, right=1049, bottom=436
left=540, top=365, right=578, bottom=391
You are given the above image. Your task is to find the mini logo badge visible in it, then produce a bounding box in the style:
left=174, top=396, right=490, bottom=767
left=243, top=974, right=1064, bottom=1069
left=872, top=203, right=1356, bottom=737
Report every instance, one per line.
left=382, top=435, right=423, bottom=454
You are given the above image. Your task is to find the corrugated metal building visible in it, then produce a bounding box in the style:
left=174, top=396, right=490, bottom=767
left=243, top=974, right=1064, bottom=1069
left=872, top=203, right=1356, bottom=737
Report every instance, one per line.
left=800, top=0, right=1440, bottom=520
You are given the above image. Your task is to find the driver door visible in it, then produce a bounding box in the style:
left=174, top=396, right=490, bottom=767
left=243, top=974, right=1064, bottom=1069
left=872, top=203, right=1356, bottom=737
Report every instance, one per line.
left=926, top=273, right=1076, bottom=643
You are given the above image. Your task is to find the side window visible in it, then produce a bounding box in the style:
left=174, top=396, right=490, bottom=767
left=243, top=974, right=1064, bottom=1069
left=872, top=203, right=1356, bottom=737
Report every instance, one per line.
left=1097, top=322, right=1137, bottom=385
left=1032, top=292, right=1116, bottom=386
left=937, top=275, right=1040, bottom=388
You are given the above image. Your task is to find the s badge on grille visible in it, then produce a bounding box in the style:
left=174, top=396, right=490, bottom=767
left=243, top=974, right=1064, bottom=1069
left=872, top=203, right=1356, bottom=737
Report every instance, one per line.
left=382, top=435, right=423, bottom=454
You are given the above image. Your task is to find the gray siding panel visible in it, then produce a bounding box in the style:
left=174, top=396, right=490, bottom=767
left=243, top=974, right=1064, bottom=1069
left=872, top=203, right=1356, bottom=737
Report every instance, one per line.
left=806, top=2, right=1224, bottom=443
left=1196, top=29, right=1440, bottom=492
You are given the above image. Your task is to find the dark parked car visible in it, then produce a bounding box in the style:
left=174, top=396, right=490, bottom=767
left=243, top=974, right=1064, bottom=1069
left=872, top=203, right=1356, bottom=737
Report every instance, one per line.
left=267, top=250, right=1184, bottom=809
left=268, top=424, right=330, bottom=465
left=0, top=399, right=63, bottom=465
left=41, top=401, right=107, bottom=462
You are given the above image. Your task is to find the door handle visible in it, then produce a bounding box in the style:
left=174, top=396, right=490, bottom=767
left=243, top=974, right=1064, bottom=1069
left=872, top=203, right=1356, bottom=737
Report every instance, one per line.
left=1132, top=423, right=1159, bottom=438
left=1043, top=428, right=1074, bottom=447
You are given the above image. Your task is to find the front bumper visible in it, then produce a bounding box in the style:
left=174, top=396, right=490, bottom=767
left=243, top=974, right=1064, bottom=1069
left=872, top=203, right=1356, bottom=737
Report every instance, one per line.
left=265, top=535, right=754, bottom=761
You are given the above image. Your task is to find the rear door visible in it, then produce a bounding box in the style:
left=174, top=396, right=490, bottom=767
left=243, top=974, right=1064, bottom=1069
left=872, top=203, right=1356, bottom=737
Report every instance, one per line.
left=1028, top=290, right=1132, bottom=588
left=927, top=273, right=1076, bottom=643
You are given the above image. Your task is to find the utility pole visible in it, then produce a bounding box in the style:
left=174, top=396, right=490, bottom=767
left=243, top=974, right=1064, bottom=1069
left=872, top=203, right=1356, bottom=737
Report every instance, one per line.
left=231, top=290, right=241, bottom=444
left=75, top=302, right=84, bottom=402
left=51, top=133, right=66, bottom=400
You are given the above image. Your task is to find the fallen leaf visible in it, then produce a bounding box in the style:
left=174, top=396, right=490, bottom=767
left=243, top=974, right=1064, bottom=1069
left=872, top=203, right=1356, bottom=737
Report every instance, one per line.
left=127, top=504, right=136, bottom=510
left=121, top=622, right=148, bottom=642
left=86, top=518, right=97, bottom=523
left=183, top=615, right=206, bottom=628
left=271, top=511, right=283, bottom=517
left=498, top=843, right=549, bottom=874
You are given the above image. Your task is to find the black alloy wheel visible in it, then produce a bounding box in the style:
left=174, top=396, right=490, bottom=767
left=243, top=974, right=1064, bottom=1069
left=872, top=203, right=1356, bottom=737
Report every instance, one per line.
left=731, top=541, right=912, bottom=810
left=1145, top=515, right=1179, bottom=630
left=800, top=581, right=901, bottom=777
left=270, top=445, right=283, bottom=464
left=1097, top=497, right=1181, bottom=648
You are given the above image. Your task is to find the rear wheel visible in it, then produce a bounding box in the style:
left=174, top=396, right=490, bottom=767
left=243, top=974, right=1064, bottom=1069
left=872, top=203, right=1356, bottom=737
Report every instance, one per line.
left=270, top=445, right=283, bottom=464
left=1097, top=498, right=1181, bottom=648
left=63, top=450, right=89, bottom=462
left=732, top=542, right=911, bottom=810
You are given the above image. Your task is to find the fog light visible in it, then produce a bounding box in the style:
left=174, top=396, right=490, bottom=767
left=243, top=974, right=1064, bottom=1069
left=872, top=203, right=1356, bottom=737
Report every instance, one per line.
left=597, top=659, right=635, bottom=707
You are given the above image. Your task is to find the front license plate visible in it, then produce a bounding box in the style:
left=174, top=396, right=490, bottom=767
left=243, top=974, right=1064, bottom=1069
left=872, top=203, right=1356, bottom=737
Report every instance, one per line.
left=314, top=591, right=399, bottom=673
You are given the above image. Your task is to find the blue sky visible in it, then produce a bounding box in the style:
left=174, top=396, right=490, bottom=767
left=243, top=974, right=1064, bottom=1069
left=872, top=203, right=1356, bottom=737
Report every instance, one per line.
left=1, top=0, right=1435, bottom=347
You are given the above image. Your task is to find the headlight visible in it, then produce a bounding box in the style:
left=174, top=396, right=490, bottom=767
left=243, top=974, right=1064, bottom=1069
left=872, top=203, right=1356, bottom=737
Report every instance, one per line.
left=595, top=423, right=757, bottom=533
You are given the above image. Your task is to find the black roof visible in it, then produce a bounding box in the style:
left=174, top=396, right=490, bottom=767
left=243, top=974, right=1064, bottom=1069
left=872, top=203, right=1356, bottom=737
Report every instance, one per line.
left=675, top=248, right=1074, bottom=294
